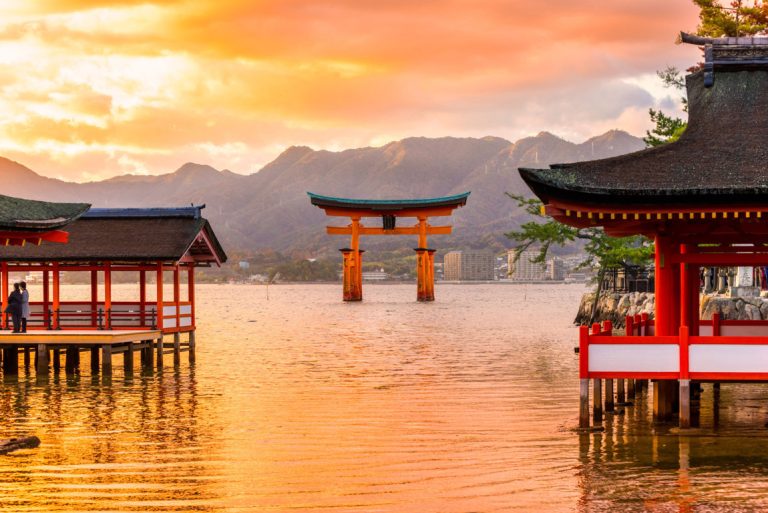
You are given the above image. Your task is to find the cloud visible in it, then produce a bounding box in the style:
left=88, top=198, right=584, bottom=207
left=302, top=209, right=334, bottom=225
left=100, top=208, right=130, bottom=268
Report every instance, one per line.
left=0, top=0, right=700, bottom=181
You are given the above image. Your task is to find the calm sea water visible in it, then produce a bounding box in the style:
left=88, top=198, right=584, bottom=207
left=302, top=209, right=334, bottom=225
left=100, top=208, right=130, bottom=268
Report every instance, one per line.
left=2, top=283, right=768, bottom=512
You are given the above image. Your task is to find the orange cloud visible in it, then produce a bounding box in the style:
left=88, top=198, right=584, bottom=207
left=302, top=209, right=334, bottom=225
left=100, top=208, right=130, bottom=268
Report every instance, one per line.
left=0, top=0, right=700, bottom=181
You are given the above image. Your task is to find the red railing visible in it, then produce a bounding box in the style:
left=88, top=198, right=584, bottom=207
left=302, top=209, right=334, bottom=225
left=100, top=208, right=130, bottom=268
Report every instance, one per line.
left=5, top=300, right=194, bottom=333
left=580, top=313, right=768, bottom=381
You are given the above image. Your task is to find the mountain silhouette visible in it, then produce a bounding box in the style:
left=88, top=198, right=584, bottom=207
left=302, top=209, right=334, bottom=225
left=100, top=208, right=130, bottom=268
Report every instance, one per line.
left=0, top=130, right=644, bottom=255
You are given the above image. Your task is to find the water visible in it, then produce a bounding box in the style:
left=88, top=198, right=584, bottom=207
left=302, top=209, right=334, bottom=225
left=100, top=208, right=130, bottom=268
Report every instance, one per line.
left=2, top=283, right=768, bottom=511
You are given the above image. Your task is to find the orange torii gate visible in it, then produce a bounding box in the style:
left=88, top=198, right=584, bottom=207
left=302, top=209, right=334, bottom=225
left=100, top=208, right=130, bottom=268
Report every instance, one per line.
left=308, top=192, right=470, bottom=302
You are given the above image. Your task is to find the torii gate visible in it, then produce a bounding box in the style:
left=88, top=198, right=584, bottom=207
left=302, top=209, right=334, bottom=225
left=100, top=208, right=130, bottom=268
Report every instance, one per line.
left=308, top=192, right=470, bottom=302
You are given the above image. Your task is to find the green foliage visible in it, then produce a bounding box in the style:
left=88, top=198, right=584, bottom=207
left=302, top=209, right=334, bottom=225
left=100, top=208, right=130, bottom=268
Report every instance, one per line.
left=504, top=193, right=653, bottom=274
left=644, top=66, right=688, bottom=147
left=268, top=259, right=339, bottom=282
left=694, top=0, right=768, bottom=37
left=644, top=108, right=688, bottom=147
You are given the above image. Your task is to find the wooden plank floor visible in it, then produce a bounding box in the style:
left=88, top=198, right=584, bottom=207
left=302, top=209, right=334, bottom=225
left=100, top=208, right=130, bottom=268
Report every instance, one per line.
left=0, top=330, right=162, bottom=345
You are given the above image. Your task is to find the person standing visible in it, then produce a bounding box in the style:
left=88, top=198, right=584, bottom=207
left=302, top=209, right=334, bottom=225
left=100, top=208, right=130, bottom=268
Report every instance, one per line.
left=19, top=281, right=29, bottom=333
left=5, top=283, right=22, bottom=333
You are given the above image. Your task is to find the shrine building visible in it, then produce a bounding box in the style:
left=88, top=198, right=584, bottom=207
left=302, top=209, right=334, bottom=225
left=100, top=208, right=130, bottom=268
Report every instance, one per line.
left=0, top=204, right=226, bottom=376
left=520, top=33, right=768, bottom=429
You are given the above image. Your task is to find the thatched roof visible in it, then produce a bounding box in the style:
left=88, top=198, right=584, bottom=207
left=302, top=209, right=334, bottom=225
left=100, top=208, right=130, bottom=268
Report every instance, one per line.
left=520, top=33, right=768, bottom=207
left=0, top=207, right=227, bottom=265
left=0, top=194, right=89, bottom=231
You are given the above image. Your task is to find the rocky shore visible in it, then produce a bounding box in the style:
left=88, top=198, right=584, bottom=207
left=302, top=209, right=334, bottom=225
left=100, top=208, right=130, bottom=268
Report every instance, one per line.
left=575, top=291, right=768, bottom=327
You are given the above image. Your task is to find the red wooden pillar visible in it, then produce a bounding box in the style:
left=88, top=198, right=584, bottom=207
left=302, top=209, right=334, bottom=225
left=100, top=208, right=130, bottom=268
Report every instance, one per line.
left=139, top=270, right=146, bottom=327
left=654, top=235, right=680, bottom=420
left=339, top=249, right=362, bottom=301
left=90, top=269, right=98, bottom=327
left=156, top=262, right=164, bottom=331
left=655, top=235, right=679, bottom=336
left=52, top=262, right=60, bottom=329
left=42, top=269, right=50, bottom=329
left=104, top=262, right=112, bottom=329
left=173, top=264, right=180, bottom=331
left=1, top=262, right=8, bottom=329
left=187, top=265, right=195, bottom=329
left=414, top=248, right=435, bottom=301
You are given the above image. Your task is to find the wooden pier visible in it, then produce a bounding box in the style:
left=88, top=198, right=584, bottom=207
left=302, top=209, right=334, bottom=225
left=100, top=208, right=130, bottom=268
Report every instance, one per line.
left=0, top=330, right=195, bottom=377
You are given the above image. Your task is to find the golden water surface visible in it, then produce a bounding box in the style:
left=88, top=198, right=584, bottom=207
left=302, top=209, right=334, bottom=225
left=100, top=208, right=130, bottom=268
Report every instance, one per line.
left=1, top=283, right=768, bottom=512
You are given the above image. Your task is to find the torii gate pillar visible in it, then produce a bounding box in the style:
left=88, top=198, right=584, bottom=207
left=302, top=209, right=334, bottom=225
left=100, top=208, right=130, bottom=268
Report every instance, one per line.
left=415, top=248, right=436, bottom=302
left=340, top=248, right=364, bottom=301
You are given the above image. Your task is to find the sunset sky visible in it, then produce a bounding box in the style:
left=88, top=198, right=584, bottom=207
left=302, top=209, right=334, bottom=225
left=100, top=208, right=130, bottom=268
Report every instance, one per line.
left=0, top=1, right=701, bottom=182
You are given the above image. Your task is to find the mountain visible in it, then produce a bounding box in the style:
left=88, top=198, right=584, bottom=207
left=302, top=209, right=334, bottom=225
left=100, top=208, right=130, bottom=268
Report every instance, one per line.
left=0, top=130, right=645, bottom=255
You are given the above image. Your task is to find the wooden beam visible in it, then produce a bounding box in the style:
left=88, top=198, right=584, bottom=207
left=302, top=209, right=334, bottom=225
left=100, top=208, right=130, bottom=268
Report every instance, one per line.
left=326, top=225, right=452, bottom=236
left=321, top=207, right=457, bottom=218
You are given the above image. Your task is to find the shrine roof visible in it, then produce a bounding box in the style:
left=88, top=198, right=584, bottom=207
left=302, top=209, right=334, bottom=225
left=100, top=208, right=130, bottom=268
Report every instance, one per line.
left=308, top=192, right=470, bottom=211
left=0, top=195, right=90, bottom=231
left=0, top=207, right=227, bottom=265
left=520, top=32, right=768, bottom=207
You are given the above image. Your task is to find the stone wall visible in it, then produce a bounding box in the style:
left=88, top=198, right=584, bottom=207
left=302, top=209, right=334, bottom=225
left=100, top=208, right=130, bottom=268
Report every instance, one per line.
left=574, top=291, right=654, bottom=327
left=576, top=291, right=768, bottom=327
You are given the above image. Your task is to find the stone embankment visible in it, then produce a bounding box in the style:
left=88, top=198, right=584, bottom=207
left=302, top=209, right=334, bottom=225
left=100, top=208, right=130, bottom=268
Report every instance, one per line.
left=576, top=291, right=768, bottom=327
left=575, top=292, right=654, bottom=327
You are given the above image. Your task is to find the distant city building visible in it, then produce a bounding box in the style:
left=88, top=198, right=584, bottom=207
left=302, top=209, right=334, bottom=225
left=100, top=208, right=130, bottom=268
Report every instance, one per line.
left=238, top=261, right=250, bottom=269
left=362, top=270, right=388, bottom=281
left=508, top=248, right=547, bottom=281
left=547, top=257, right=566, bottom=281
left=443, top=251, right=495, bottom=281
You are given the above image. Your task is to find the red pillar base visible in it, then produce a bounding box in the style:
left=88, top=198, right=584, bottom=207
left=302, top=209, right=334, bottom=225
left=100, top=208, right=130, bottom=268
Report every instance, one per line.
left=415, top=248, right=435, bottom=302
left=340, top=248, right=363, bottom=301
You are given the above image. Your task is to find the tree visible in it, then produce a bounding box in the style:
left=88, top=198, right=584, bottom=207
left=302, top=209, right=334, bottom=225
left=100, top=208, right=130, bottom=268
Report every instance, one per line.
left=646, top=1, right=768, bottom=147
left=694, top=0, right=768, bottom=37
left=505, top=194, right=653, bottom=324
left=644, top=66, right=688, bottom=147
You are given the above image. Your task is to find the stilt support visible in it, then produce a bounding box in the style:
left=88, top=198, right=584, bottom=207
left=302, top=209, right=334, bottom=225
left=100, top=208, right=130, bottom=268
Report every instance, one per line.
left=679, top=379, right=691, bottom=428
left=173, top=332, right=181, bottom=366
left=188, top=330, right=196, bottom=364
left=36, top=344, right=49, bottom=376
left=579, top=379, right=590, bottom=429
left=605, top=379, right=614, bottom=413
left=156, top=337, right=163, bottom=369
left=2, top=347, right=18, bottom=375
left=65, top=346, right=78, bottom=374
left=101, top=344, right=112, bottom=376
left=654, top=380, right=676, bottom=421
left=627, top=379, right=636, bottom=400
left=124, top=343, right=134, bottom=375
left=617, top=379, right=625, bottom=404
left=90, top=347, right=99, bottom=374
left=592, top=378, right=603, bottom=424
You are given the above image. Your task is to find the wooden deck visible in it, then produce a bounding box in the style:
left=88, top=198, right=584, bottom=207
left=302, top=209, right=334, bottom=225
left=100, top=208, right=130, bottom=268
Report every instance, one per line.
left=0, top=330, right=162, bottom=345
left=0, top=329, right=195, bottom=377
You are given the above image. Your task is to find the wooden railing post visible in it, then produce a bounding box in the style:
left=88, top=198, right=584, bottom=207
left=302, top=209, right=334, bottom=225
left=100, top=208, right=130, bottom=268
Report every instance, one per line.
left=626, top=315, right=634, bottom=336
left=713, top=312, right=721, bottom=336
left=579, top=325, right=589, bottom=379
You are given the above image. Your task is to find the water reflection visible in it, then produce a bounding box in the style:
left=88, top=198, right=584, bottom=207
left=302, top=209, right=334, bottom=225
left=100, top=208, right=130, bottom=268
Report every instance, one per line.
left=579, top=383, right=768, bottom=512
left=0, top=360, right=223, bottom=512
left=3, top=284, right=768, bottom=511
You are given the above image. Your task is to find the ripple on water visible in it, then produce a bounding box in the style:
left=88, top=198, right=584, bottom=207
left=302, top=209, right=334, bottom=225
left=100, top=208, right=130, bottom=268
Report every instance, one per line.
left=2, top=283, right=768, bottom=512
